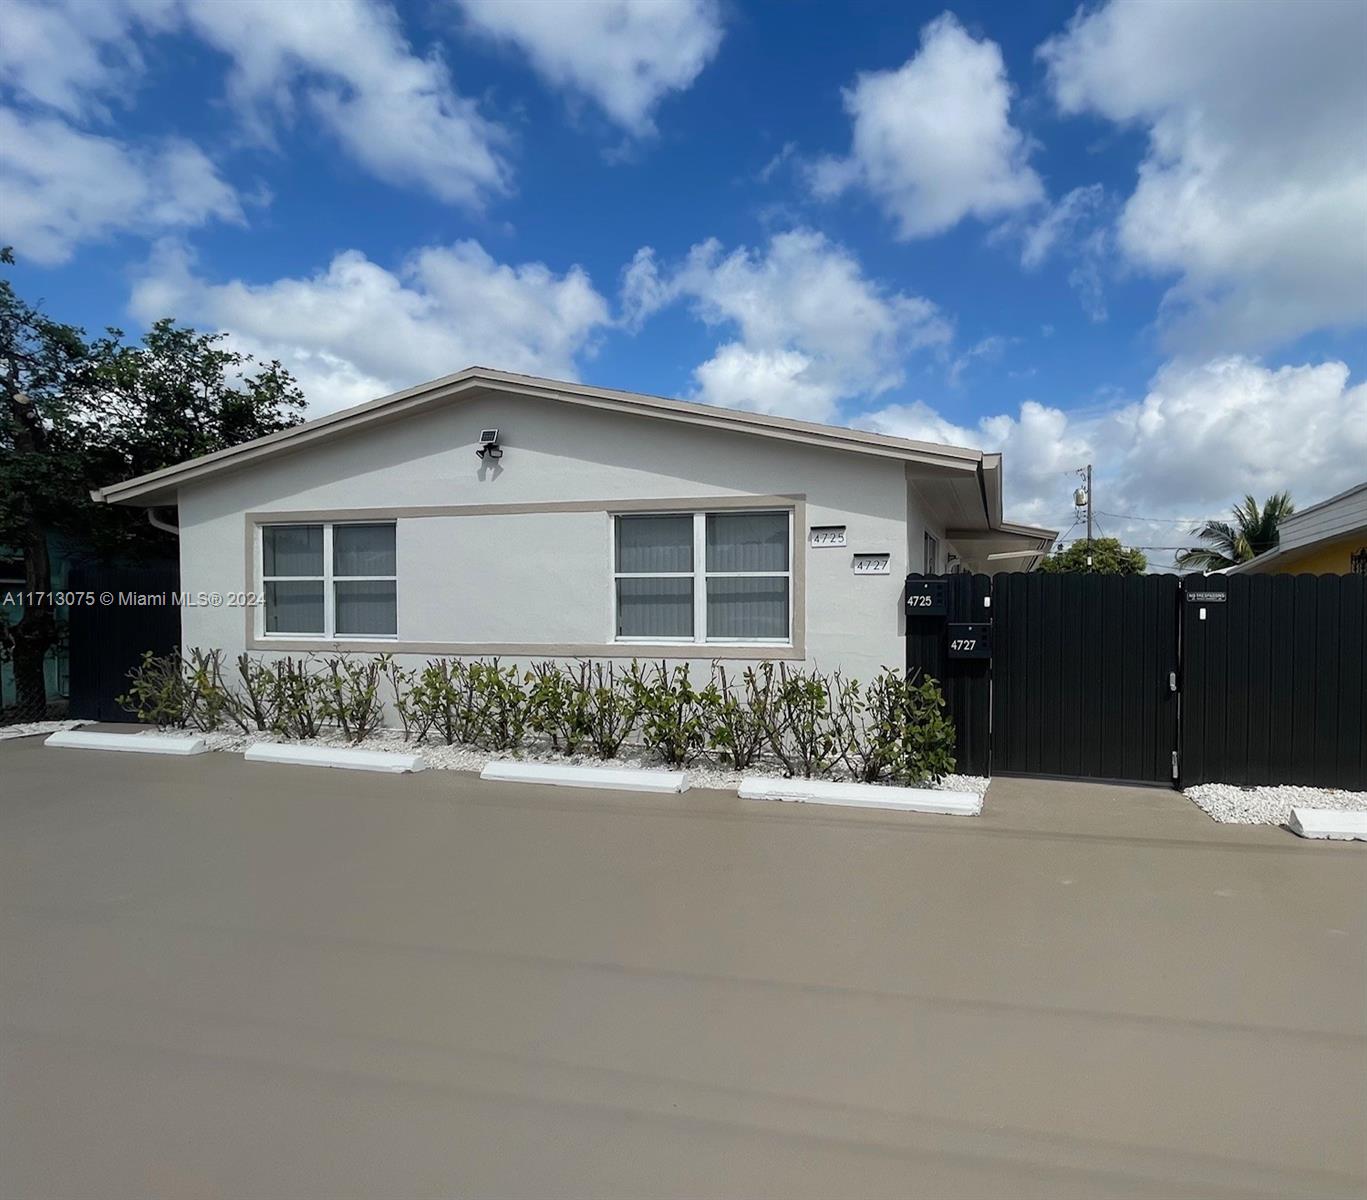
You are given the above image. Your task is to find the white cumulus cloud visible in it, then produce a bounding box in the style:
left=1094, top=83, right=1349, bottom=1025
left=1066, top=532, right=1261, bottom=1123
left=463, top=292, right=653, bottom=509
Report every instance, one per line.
left=0, top=107, right=241, bottom=265
left=1039, top=0, right=1367, bottom=351
left=0, top=0, right=512, bottom=209
left=865, top=357, right=1367, bottom=558
left=456, top=0, right=722, bottom=135
left=622, top=229, right=950, bottom=421
left=131, top=241, right=613, bottom=414
left=811, top=12, right=1043, bottom=238
left=0, top=0, right=148, bottom=119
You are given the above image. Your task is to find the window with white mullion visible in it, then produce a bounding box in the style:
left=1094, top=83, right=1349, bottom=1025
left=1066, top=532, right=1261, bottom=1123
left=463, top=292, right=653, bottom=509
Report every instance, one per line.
left=262, top=523, right=325, bottom=635
left=614, top=512, right=695, bottom=639
left=704, top=510, right=791, bottom=642
left=612, top=509, right=792, bottom=644
left=261, top=520, right=397, bottom=639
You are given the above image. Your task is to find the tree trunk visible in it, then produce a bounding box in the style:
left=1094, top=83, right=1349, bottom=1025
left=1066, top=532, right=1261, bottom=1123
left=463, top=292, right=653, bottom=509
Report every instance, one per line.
left=4, top=384, right=56, bottom=718
left=11, top=529, right=55, bottom=718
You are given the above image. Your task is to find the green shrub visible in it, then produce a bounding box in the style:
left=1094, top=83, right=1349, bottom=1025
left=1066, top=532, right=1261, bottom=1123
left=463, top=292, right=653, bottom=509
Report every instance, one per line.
left=579, top=661, right=639, bottom=759
left=896, top=670, right=957, bottom=784
left=708, top=665, right=768, bottom=769
left=407, top=659, right=477, bottom=745
left=181, top=647, right=235, bottom=732
left=320, top=654, right=387, bottom=744
left=833, top=667, right=956, bottom=784
left=382, top=658, right=427, bottom=743
left=468, top=658, right=530, bottom=751
left=272, top=656, right=326, bottom=740
left=119, top=650, right=191, bottom=729
left=228, top=653, right=279, bottom=732
left=527, top=660, right=593, bottom=755
left=118, top=649, right=958, bottom=782
left=760, top=663, right=842, bottom=778
left=630, top=661, right=718, bottom=767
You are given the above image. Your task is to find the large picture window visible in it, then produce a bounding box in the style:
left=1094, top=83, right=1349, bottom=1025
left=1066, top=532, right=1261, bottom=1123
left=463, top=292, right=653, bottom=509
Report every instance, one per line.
left=613, top=510, right=791, bottom=643
left=261, top=522, right=397, bottom=638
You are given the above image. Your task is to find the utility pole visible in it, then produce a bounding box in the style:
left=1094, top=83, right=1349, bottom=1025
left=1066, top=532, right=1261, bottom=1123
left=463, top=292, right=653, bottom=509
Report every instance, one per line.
left=1085, top=463, right=1093, bottom=566
left=1074, top=464, right=1094, bottom=569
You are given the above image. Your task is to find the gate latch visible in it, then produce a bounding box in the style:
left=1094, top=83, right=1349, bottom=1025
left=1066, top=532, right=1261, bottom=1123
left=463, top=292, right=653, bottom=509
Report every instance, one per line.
left=1169, top=671, right=1178, bottom=693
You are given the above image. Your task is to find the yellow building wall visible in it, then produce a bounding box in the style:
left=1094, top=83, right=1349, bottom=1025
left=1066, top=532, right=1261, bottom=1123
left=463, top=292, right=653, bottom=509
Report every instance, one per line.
left=1256, top=533, right=1367, bottom=574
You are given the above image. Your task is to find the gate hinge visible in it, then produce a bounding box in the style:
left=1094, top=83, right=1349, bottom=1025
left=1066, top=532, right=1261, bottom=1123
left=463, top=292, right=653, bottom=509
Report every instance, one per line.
left=1171, top=750, right=1179, bottom=780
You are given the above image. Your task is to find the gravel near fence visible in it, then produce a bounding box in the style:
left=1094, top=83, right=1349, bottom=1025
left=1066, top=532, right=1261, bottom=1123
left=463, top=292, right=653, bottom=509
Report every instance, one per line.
left=0, top=719, right=90, bottom=743
left=1185, top=782, right=1367, bottom=826
left=142, top=726, right=989, bottom=795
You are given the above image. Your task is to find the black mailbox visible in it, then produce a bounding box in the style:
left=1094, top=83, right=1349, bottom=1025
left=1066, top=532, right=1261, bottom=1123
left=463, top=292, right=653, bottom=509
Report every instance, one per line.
left=947, top=622, right=991, bottom=659
left=906, top=579, right=948, bottom=617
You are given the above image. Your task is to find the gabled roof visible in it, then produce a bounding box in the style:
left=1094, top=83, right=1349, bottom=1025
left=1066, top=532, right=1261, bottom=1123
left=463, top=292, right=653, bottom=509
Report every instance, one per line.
left=94, top=366, right=986, bottom=505
left=92, top=366, right=1055, bottom=544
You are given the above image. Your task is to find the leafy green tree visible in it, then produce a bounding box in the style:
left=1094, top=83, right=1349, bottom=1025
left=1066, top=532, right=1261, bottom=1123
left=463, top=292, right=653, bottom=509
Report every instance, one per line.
left=1, top=251, right=91, bottom=715
left=1, top=248, right=305, bottom=716
left=1037, top=536, right=1148, bottom=575
left=1173, top=492, right=1295, bottom=571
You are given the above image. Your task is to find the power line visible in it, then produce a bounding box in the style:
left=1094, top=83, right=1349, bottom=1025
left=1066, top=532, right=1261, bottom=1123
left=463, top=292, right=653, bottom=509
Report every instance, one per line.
left=1096, top=509, right=1202, bottom=527
left=1057, top=542, right=1193, bottom=551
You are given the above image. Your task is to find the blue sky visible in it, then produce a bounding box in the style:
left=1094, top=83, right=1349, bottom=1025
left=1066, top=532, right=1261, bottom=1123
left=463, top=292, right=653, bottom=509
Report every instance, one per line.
left=2, top=0, right=1364, bottom=565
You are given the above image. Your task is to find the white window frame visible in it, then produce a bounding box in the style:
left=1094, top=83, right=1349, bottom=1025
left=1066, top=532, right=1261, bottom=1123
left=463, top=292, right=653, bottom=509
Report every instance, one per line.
left=611, top=509, right=793, bottom=646
left=924, top=530, right=940, bottom=574
left=258, top=521, right=398, bottom=641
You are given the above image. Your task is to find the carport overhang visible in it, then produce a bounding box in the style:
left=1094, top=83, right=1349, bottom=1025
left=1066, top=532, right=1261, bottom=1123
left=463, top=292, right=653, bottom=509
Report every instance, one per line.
left=943, top=526, right=1057, bottom=573
left=907, top=451, right=1056, bottom=572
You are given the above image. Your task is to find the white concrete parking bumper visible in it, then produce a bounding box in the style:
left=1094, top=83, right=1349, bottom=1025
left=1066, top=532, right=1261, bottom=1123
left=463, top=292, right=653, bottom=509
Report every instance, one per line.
left=45, top=730, right=208, bottom=756
left=739, top=775, right=982, bottom=816
left=480, top=761, right=689, bottom=793
left=1288, top=807, right=1367, bottom=841
left=244, top=743, right=427, bottom=774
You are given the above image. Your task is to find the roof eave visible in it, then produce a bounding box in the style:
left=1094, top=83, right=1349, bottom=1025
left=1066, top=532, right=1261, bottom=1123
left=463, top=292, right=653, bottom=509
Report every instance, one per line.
left=95, top=367, right=988, bottom=506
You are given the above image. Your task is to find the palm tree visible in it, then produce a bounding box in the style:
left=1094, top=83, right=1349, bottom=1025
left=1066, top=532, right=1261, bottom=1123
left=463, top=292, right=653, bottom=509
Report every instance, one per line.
left=1174, top=492, right=1295, bottom=571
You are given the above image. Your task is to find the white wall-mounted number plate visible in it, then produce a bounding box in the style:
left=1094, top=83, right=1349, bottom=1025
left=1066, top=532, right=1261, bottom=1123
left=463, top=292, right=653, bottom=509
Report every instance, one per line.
left=809, top=525, right=847, bottom=548
left=851, top=553, right=891, bottom=575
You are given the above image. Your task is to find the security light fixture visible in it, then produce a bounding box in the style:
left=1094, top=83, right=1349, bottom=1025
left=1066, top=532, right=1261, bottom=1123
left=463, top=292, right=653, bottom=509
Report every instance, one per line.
left=476, top=428, right=503, bottom=460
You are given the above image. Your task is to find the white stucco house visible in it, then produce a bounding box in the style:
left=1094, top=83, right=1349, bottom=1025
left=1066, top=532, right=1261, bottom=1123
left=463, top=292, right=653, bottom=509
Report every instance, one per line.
left=94, top=367, right=1055, bottom=681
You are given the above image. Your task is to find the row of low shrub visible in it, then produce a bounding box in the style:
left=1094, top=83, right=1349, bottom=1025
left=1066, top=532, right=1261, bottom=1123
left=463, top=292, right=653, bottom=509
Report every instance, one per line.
left=121, top=650, right=957, bottom=784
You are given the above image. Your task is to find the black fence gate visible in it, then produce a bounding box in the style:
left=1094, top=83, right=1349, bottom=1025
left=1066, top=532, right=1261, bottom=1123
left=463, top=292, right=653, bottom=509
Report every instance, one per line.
left=1181, top=573, right=1365, bottom=790
left=993, top=573, right=1179, bottom=785
left=67, top=563, right=181, bottom=722
left=908, top=570, right=1365, bottom=790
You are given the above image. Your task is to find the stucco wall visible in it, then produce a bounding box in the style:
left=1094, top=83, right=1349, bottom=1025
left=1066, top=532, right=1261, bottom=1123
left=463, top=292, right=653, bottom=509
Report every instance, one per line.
left=1241, top=532, right=1367, bottom=574
left=177, top=390, right=923, bottom=681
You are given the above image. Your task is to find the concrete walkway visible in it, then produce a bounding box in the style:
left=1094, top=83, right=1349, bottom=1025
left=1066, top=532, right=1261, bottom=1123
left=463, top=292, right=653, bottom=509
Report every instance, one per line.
left=2, top=735, right=1363, bottom=1198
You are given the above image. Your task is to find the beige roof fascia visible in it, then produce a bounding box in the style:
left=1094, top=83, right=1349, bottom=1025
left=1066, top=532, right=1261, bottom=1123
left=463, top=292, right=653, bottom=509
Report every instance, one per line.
left=93, top=366, right=986, bottom=507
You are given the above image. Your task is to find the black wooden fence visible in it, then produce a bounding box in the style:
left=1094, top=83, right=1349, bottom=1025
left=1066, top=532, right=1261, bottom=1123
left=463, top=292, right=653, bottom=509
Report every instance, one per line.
left=67, top=563, right=181, bottom=722
left=1181, top=573, right=1366, bottom=789
left=907, top=571, right=1366, bottom=790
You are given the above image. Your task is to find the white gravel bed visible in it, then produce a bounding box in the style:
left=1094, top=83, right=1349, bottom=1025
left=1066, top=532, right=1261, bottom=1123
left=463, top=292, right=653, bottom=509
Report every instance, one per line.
left=141, top=725, right=988, bottom=794
left=1185, top=782, right=1367, bottom=826
left=0, top=719, right=90, bottom=742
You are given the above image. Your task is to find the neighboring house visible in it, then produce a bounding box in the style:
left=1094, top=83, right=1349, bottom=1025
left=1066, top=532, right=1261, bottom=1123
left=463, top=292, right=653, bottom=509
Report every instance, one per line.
left=1229, top=482, right=1367, bottom=576
left=92, top=368, right=1055, bottom=682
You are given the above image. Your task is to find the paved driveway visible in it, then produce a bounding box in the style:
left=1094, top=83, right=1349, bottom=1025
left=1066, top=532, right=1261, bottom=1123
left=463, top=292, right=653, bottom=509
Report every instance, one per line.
left=2, top=735, right=1364, bottom=1199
